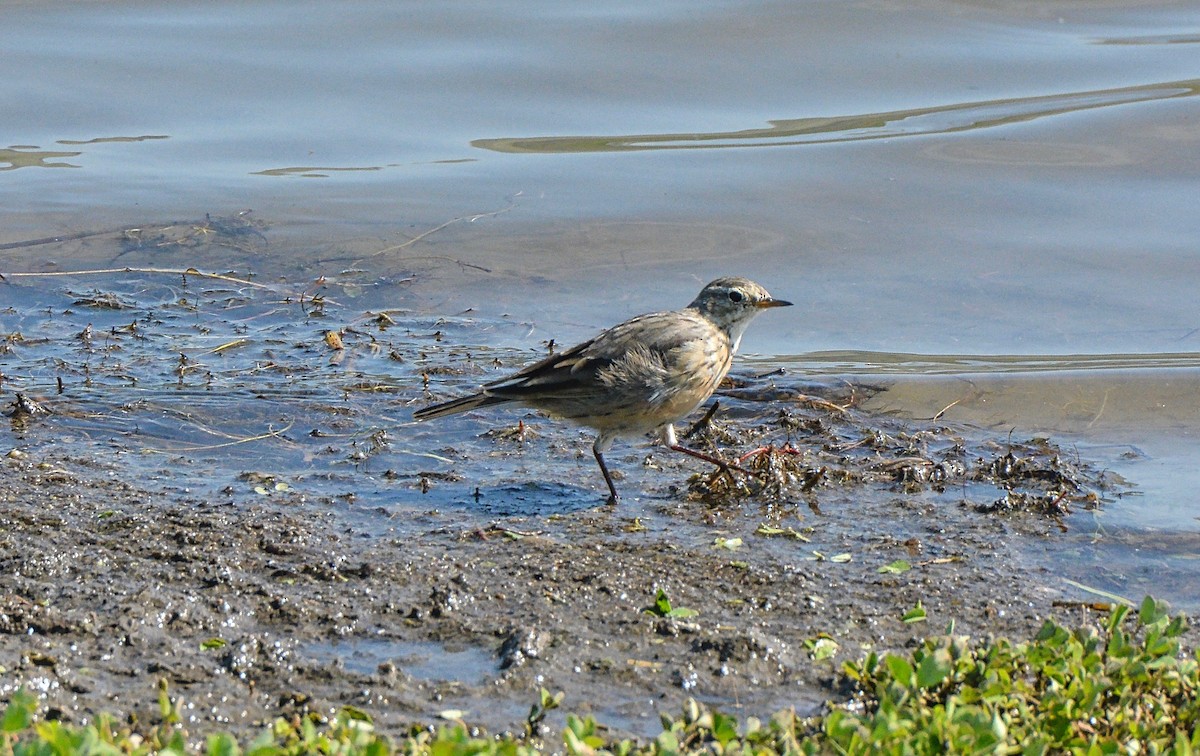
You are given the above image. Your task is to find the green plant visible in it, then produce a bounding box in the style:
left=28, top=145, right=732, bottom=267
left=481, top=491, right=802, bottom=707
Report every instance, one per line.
left=1, top=598, right=1196, bottom=755
left=643, top=588, right=698, bottom=619
left=827, top=596, right=1200, bottom=753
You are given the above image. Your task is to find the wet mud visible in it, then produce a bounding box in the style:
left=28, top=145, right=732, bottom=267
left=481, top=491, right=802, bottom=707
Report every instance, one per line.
left=1, top=219, right=1191, bottom=741
left=0, top=431, right=1135, bottom=740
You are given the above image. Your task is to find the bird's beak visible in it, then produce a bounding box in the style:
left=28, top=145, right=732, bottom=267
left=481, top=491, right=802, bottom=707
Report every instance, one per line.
left=758, top=297, right=793, bottom=308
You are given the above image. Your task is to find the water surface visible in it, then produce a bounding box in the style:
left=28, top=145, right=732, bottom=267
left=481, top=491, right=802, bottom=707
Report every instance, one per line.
left=2, top=0, right=1198, bottom=609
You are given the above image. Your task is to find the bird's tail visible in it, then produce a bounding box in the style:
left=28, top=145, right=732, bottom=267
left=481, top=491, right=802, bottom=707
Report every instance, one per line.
left=413, top=392, right=513, bottom=421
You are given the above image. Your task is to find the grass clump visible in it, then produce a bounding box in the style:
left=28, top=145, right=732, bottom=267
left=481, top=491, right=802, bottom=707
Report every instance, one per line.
left=824, top=595, right=1199, bottom=753
left=2, top=597, right=1197, bottom=755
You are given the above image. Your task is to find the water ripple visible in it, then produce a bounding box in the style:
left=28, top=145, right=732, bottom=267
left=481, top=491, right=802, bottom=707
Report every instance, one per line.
left=779, top=350, right=1200, bottom=376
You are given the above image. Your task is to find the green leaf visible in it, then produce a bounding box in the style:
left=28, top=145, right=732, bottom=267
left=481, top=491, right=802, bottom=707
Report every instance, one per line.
left=902, top=603, right=927, bottom=623
left=648, top=589, right=673, bottom=616
left=655, top=731, right=680, bottom=752
left=711, top=711, right=739, bottom=745
left=645, top=588, right=697, bottom=618
left=1, top=689, right=36, bottom=733
left=35, top=720, right=81, bottom=754
left=245, top=727, right=278, bottom=756
left=712, top=536, right=742, bottom=551
left=878, top=560, right=912, bottom=574
left=1138, top=595, right=1168, bottom=628
left=754, top=524, right=810, bottom=541
left=916, top=649, right=951, bottom=689
left=201, top=637, right=228, bottom=651
left=164, top=730, right=189, bottom=753
left=667, top=606, right=699, bottom=619
left=884, top=654, right=915, bottom=686
left=563, top=725, right=587, bottom=753
left=206, top=732, right=241, bottom=756
left=806, top=637, right=839, bottom=661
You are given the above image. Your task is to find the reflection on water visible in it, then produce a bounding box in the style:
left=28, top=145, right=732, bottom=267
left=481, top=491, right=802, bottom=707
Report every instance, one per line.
left=472, top=78, right=1200, bottom=153
left=252, top=165, right=385, bottom=178
left=1094, top=32, right=1200, bottom=45
left=0, top=147, right=81, bottom=170
left=56, top=135, right=170, bottom=146
left=1, top=136, right=169, bottom=172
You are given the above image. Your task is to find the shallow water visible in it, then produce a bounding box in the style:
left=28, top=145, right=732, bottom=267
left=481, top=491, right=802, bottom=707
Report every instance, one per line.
left=2, top=0, right=1198, bottom=611
left=302, top=636, right=496, bottom=683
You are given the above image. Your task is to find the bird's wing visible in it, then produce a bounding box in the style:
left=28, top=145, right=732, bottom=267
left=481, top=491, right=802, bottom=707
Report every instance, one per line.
left=481, top=336, right=601, bottom=393
left=481, top=311, right=711, bottom=401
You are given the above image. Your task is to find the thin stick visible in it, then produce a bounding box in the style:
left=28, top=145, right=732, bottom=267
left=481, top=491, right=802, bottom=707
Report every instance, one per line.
left=0, top=227, right=139, bottom=252
left=141, top=420, right=295, bottom=454
left=931, top=398, right=962, bottom=422
left=346, top=196, right=521, bottom=273
left=367, top=200, right=518, bottom=258
left=202, top=339, right=252, bottom=355
left=1060, top=578, right=1136, bottom=608
left=1, top=266, right=274, bottom=290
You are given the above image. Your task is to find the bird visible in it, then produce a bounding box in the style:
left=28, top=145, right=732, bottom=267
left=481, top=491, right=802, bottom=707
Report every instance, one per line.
left=413, top=276, right=792, bottom=504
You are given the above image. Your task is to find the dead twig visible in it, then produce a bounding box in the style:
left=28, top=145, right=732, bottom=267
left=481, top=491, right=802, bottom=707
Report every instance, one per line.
left=1, top=266, right=273, bottom=291
left=141, top=420, right=295, bottom=454
left=349, top=195, right=522, bottom=272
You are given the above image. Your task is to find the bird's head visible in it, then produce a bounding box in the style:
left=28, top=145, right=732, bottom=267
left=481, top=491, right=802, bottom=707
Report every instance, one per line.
left=688, top=277, right=791, bottom=351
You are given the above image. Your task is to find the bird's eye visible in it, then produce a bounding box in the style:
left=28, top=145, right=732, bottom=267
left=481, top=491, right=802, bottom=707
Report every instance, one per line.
left=728, top=290, right=745, bottom=303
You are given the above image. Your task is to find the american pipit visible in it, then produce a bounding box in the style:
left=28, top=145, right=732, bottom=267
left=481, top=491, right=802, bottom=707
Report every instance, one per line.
left=414, top=276, right=791, bottom=504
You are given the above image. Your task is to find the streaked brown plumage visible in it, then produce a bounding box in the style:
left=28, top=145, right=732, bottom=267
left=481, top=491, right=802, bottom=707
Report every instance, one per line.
left=414, top=277, right=791, bottom=504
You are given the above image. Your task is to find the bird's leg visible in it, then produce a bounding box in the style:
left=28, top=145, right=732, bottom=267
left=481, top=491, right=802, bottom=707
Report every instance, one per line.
left=592, top=436, right=620, bottom=506
left=681, top=400, right=721, bottom=440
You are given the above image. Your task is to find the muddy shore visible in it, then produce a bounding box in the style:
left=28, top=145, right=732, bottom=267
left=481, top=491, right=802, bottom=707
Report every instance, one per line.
left=1, top=245, right=1191, bottom=741
left=2, top=377, right=1170, bottom=742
